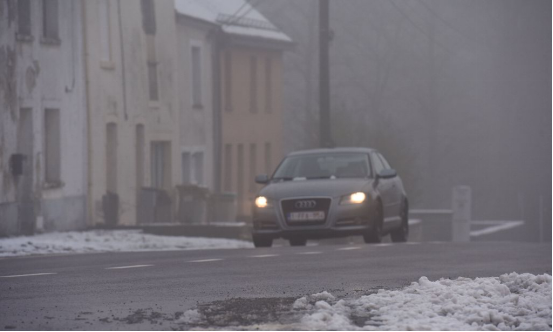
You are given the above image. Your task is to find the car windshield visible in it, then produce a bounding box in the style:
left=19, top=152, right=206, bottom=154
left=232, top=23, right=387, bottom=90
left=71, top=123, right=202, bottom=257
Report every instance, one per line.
left=272, top=153, right=370, bottom=180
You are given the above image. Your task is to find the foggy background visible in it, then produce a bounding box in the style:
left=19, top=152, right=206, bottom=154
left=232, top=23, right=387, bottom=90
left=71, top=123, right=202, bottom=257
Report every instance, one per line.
left=255, top=0, right=552, bottom=240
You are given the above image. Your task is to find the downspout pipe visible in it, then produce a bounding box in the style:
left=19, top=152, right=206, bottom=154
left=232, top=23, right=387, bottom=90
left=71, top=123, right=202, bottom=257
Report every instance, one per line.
left=117, top=0, right=129, bottom=121
left=212, top=28, right=223, bottom=194
left=81, top=0, right=93, bottom=227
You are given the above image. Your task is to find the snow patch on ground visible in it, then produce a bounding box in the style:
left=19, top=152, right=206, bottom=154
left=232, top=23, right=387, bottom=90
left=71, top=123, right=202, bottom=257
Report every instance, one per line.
left=293, top=273, right=551, bottom=330
left=177, top=309, right=204, bottom=325
left=293, top=291, right=336, bottom=311
left=0, top=230, right=252, bottom=257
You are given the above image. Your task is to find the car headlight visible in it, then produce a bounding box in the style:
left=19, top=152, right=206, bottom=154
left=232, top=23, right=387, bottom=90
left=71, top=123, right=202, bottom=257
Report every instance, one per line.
left=340, top=192, right=366, bottom=205
left=255, top=196, right=272, bottom=208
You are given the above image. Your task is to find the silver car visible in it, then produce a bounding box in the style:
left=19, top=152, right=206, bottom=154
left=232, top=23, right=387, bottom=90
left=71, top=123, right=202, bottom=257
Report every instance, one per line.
left=252, top=148, right=408, bottom=247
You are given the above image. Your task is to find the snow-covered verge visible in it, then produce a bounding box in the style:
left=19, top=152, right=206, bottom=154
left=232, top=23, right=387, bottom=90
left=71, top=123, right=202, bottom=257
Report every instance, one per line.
left=0, top=230, right=252, bottom=257
left=177, top=273, right=552, bottom=330
left=291, top=273, right=552, bottom=331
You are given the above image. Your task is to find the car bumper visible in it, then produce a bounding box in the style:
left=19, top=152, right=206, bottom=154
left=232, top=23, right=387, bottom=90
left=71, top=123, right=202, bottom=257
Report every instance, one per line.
left=252, top=197, right=375, bottom=240
left=252, top=226, right=372, bottom=240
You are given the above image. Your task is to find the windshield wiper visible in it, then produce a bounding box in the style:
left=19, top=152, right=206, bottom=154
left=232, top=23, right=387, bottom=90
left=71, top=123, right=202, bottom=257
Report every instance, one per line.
left=272, top=177, right=294, bottom=181
left=273, top=175, right=338, bottom=181
left=333, top=176, right=365, bottom=179
left=306, top=175, right=336, bottom=180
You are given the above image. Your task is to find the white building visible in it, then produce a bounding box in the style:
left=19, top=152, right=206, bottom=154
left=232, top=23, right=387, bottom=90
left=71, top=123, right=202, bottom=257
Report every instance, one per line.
left=175, top=0, right=292, bottom=219
left=175, top=6, right=215, bottom=193
left=84, top=0, right=193, bottom=226
left=0, top=0, right=87, bottom=235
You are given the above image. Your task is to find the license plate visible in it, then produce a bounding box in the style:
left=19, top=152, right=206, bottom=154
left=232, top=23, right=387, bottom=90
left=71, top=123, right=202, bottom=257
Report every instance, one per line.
left=287, top=211, right=325, bottom=221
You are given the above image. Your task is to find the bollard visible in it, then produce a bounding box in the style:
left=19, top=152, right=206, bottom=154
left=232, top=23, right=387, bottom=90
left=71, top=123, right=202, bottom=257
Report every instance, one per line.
left=452, top=186, right=471, bottom=242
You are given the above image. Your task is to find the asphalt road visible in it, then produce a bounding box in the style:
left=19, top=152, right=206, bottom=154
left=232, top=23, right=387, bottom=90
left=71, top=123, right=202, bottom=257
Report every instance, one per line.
left=0, top=241, right=550, bottom=330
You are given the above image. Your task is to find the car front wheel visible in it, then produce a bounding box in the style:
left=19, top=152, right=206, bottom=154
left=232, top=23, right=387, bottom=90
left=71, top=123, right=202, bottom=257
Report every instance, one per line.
left=364, top=202, right=383, bottom=244
left=391, top=200, right=409, bottom=243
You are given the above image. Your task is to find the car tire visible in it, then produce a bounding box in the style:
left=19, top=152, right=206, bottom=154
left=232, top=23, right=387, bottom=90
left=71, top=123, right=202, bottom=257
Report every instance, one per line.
left=289, top=238, right=307, bottom=246
left=253, top=235, right=273, bottom=248
left=391, top=199, right=409, bottom=243
left=364, top=201, right=383, bottom=244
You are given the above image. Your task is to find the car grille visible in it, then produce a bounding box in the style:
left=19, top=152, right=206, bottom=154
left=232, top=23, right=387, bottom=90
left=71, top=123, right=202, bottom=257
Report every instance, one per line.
left=281, top=198, right=331, bottom=226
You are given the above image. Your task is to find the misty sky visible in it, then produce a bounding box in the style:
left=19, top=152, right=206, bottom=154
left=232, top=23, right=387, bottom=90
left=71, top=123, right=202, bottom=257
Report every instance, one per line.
left=256, top=0, right=551, bottom=236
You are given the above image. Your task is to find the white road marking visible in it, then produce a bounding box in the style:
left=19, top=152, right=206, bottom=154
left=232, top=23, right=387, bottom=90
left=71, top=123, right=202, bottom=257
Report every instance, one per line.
left=405, top=242, right=421, bottom=245
left=250, top=254, right=279, bottom=258
left=187, top=259, right=223, bottom=263
left=106, top=265, right=153, bottom=270
left=470, top=221, right=525, bottom=237
left=297, top=251, right=322, bottom=255
left=374, top=243, right=393, bottom=246
left=471, top=220, right=522, bottom=225
left=337, top=246, right=362, bottom=251
left=0, top=272, right=57, bottom=278
left=408, top=219, right=422, bottom=226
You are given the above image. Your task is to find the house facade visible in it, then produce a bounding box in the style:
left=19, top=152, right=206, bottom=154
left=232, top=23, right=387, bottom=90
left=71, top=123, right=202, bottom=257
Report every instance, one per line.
left=219, top=44, right=288, bottom=218
left=83, top=0, right=182, bottom=226
left=175, top=0, right=292, bottom=220
left=0, top=0, right=87, bottom=235
left=175, top=12, right=215, bottom=192
left=0, top=0, right=289, bottom=234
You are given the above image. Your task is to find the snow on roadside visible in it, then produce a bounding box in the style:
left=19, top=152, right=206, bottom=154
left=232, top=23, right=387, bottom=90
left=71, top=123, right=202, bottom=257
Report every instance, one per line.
left=0, top=230, right=252, bottom=257
left=291, top=273, right=551, bottom=331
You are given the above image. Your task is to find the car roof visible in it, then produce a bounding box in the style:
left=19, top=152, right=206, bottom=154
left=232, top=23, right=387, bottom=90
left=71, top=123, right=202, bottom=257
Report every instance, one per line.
left=287, top=147, right=377, bottom=157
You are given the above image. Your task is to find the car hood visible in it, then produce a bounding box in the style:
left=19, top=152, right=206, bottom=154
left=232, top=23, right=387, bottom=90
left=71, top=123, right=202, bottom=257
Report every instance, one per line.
left=259, top=178, right=372, bottom=199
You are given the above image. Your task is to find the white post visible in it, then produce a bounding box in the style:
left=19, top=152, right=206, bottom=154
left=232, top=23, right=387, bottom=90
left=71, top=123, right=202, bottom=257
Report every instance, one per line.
left=35, top=215, right=44, bottom=233
left=452, top=186, right=471, bottom=242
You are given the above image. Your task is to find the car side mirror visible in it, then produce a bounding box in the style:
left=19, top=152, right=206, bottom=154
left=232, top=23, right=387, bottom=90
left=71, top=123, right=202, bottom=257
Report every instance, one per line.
left=255, top=174, right=269, bottom=184
left=377, top=169, right=397, bottom=179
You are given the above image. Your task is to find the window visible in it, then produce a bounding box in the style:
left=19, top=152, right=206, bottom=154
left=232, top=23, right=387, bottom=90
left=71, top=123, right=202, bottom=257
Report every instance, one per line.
left=224, top=51, right=232, bottom=112
left=377, top=153, right=391, bottom=169
left=193, top=152, right=204, bottom=185
left=249, top=56, right=258, bottom=113
left=249, top=144, right=257, bottom=193
left=17, top=108, right=33, bottom=176
left=135, top=125, right=144, bottom=189
left=148, top=61, right=159, bottom=101
left=224, top=144, right=232, bottom=191
left=264, top=142, right=272, bottom=175
left=140, top=0, right=156, bottom=35
left=44, top=108, right=61, bottom=184
left=273, top=153, right=370, bottom=179
left=237, top=144, right=244, bottom=198
left=182, top=152, right=191, bottom=184
left=181, top=151, right=204, bottom=186
left=99, top=0, right=111, bottom=62
left=191, top=46, right=202, bottom=108
left=265, top=57, right=272, bottom=113
left=43, top=0, right=59, bottom=40
left=371, top=153, right=384, bottom=176
left=18, top=0, right=31, bottom=36
left=145, top=33, right=158, bottom=102
left=106, top=123, right=118, bottom=193
left=151, top=141, right=170, bottom=189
